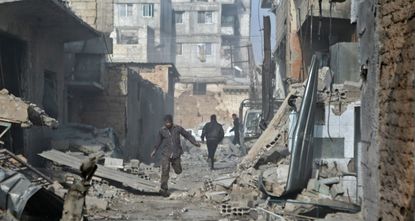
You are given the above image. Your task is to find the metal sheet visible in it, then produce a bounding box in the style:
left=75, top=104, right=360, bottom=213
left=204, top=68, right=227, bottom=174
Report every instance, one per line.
left=285, top=55, right=319, bottom=194
left=0, top=168, right=42, bottom=219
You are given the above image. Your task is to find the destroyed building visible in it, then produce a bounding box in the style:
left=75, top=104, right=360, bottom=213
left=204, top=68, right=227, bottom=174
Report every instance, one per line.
left=0, top=0, right=413, bottom=220
left=240, top=0, right=414, bottom=220
left=71, top=63, right=178, bottom=162
left=0, top=0, right=100, bottom=163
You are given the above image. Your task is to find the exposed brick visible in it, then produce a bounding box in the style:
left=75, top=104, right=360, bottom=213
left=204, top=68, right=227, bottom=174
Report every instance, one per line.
left=376, top=0, right=415, bottom=220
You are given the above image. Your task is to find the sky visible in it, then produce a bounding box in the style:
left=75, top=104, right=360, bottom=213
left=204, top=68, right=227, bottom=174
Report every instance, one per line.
left=250, top=0, right=276, bottom=64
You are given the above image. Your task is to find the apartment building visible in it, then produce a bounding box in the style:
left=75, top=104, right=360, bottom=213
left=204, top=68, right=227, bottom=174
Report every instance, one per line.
left=111, top=0, right=175, bottom=63
left=173, top=0, right=252, bottom=128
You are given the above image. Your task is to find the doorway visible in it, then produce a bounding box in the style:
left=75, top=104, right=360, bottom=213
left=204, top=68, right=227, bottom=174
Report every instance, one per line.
left=0, top=32, right=26, bottom=153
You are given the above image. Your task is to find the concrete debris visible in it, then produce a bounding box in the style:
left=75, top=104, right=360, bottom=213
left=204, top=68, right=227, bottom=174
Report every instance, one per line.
left=319, top=177, right=341, bottom=185
left=27, top=103, right=59, bottom=128
left=104, top=157, right=124, bottom=169
left=204, top=191, right=229, bottom=203
left=255, top=207, right=286, bottom=221
left=317, top=160, right=343, bottom=178
left=50, top=123, right=120, bottom=156
left=85, top=196, right=109, bottom=211
left=239, top=89, right=301, bottom=169
left=220, top=203, right=251, bottom=216
left=39, top=149, right=158, bottom=192
left=0, top=149, right=54, bottom=187
left=330, top=183, right=345, bottom=198
left=0, top=89, right=58, bottom=128
left=204, top=178, right=215, bottom=191
left=318, top=66, right=332, bottom=92
left=254, top=145, right=290, bottom=168
left=316, top=212, right=362, bottom=221
left=213, top=176, right=236, bottom=189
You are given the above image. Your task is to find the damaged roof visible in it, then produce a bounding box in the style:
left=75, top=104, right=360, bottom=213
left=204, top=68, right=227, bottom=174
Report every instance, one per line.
left=0, top=0, right=100, bottom=42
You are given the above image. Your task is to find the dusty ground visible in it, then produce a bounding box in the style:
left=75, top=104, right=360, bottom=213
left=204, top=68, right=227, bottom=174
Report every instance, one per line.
left=87, top=142, right=243, bottom=221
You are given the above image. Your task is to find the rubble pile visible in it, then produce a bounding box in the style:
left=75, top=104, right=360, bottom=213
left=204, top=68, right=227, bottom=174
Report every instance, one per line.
left=239, top=84, right=304, bottom=170
left=191, top=76, right=362, bottom=220
left=49, top=123, right=120, bottom=156
left=0, top=89, right=58, bottom=128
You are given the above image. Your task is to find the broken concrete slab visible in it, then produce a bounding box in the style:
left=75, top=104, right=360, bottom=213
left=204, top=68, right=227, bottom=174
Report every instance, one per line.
left=0, top=89, right=58, bottom=128
left=86, top=196, right=109, bottom=211
left=240, top=89, right=301, bottom=169
left=319, top=177, right=340, bottom=185
left=213, top=176, right=236, bottom=189
left=254, top=145, right=290, bottom=168
left=204, top=191, right=229, bottom=203
left=104, top=157, right=124, bottom=169
left=39, top=149, right=158, bottom=192
left=307, top=178, right=321, bottom=192
left=50, top=123, right=119, bottom=155
left=330, top=183, right=345, bottom=198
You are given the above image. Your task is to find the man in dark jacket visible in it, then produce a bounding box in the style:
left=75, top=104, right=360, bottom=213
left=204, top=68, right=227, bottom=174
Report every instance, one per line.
left=151, top=115, right=200, bottom=196
left=201, top=115, right=224, bottom=170
left=230, top=113, right=241, bottom=145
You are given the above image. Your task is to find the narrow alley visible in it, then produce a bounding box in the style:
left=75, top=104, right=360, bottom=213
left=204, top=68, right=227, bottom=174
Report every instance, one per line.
left=0, top=0, right=414, bottom=221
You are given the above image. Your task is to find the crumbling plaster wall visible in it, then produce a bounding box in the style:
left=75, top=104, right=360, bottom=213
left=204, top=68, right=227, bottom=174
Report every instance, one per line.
left=358, top=0, right=415, bottom=220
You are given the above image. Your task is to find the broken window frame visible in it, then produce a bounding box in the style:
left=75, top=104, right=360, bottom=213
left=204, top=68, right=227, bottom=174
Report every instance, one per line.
left=142, top=3, right=154, bottom=17
left=176, top=43, right=183, bottom=55
left=197, top=11, right=213, bottom=24
left=175, top=11, right=184, bottom=24
left=118, top=3, right=133, bottom=17
left=117, top=28, right=139, bottom=45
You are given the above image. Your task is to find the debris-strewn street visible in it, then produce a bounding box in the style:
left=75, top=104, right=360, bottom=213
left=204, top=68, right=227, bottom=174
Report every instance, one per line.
left=84, top=143, right=239, bottom=221
left=0, top=0, right=414, bottom=220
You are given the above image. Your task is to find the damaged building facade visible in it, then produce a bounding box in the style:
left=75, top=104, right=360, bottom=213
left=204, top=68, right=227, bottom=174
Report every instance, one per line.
left=0, top=0, right=100, bottom=163
left=65, top=0, right=179, bottom=162
left=71, top=63, right=178, bottom=162
left=173, top=0, right=252, bottom=129
left=255, top=0, right=415, bottom=220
